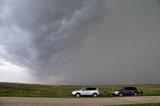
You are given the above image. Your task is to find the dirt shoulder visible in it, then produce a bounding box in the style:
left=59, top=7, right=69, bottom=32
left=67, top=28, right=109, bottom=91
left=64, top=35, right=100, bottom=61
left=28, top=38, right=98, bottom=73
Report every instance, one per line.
left=0, top=96, right=160, bottom=105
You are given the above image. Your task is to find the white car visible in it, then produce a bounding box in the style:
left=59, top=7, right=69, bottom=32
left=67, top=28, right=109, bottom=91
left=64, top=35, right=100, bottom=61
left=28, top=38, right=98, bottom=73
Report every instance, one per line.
left=71, top=87, right=100, bottom=97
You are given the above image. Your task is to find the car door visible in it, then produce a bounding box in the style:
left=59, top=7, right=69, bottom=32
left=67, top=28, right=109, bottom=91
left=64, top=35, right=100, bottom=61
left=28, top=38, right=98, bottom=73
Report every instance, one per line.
left=84, top=88, right=93, bottom=95
left=80, top=88, right=90, bottom=95
left=122, top=87, right=131, bottom=95
left=125, top=87, right=133, bottom=95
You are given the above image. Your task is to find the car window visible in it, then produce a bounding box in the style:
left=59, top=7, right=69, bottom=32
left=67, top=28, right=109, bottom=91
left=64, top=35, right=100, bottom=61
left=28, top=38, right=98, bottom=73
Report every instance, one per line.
left=122, top=87, right=126, bottom=90
left=124, top=87, right=137, bottom=90
left=131, top=87, right=137, bottom=90
left=81, top=88, right=87, bottom=91
left=124, top=87, right=130, bottom=90
left=86, top=87, right=96, bottom=90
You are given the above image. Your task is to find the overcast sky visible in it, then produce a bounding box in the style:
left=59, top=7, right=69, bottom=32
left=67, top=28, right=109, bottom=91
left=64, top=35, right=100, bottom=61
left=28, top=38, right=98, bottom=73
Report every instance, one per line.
left=0, top=0, right=160, bottom=85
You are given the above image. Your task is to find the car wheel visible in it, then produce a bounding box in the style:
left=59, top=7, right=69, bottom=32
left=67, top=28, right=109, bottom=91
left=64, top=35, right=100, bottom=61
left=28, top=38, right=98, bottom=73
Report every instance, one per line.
left=75, top=93, right=81, bottom=97
left=119, top=93, right=123, bottom=97
left=92, top=93, right=98, bottom=97
left=133, top=92, right=138, bottom=96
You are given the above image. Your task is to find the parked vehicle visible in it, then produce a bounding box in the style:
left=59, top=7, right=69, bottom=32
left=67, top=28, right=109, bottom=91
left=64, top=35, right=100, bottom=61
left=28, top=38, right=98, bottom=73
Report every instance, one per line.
left=112, top=87, right=143, bottom=96
left=71, top=87, right=100, bottom=97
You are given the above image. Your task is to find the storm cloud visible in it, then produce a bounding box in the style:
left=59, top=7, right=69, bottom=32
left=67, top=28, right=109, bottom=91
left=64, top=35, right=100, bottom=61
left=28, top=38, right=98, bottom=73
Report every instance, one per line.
left=60, top=0, right=160, bottom=85
left=0, top=0, right=160, bottom=85
left=0, top=0, right=108, bottom=83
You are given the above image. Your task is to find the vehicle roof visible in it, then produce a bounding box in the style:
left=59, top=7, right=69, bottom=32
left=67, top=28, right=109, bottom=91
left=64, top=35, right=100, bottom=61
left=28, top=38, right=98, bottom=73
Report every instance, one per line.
left=123, top=87, right=137, bottom=89
left=83, top=87, right=97, bottom=88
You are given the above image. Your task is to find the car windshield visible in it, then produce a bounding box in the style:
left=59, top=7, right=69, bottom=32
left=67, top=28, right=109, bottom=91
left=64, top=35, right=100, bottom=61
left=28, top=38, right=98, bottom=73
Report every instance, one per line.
left=81, top=87, right=86, bottom=91
left=121, top=88, right=125, bottom=90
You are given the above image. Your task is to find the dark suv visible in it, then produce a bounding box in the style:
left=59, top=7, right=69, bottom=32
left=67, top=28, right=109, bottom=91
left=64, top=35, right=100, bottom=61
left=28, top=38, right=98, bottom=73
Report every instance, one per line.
left=112, top=87, right=143, bottom=96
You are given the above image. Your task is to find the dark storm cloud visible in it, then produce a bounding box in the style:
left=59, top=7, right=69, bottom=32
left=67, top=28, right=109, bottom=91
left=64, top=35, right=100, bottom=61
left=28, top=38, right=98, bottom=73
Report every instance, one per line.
left=0, top=0, right=108, bottom=78
left=59, top=0, right=160, bottom=85
left=1, top=0, right=160, bottom=85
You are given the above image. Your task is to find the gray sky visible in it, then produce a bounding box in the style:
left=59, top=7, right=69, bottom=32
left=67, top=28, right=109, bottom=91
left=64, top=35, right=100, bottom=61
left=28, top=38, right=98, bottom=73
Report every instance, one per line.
left=0, top=0, right=160, bottom=85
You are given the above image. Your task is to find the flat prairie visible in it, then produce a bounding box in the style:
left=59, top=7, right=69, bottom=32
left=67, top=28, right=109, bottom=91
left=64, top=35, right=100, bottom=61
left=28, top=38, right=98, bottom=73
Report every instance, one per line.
left=0, top=82, right=160, bottom=98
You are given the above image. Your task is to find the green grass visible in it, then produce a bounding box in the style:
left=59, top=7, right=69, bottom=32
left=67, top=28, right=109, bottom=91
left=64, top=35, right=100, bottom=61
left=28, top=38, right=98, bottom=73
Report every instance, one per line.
left=111, top=103, right=160, bottom=106
left=0, top=82, right=160, bottom=98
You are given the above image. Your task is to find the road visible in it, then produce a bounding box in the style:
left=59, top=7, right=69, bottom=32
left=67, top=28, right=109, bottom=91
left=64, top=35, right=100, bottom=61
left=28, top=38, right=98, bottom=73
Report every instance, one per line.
left=0, top=96, right=160, bottom=106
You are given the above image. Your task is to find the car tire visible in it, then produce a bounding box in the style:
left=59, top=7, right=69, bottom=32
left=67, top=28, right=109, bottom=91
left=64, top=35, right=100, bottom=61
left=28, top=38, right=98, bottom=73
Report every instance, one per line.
left=119, top=93, right=123, bottom=97
left=92, top=93, right=98, bottom=97
left=75, top=93, right=81, bottom=97
left=133, top=92, right=138, bottom=96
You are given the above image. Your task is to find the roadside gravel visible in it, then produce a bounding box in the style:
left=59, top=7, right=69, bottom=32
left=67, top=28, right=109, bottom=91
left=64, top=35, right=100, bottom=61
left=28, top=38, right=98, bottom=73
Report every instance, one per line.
left=0, top=96, right=160, bottom=106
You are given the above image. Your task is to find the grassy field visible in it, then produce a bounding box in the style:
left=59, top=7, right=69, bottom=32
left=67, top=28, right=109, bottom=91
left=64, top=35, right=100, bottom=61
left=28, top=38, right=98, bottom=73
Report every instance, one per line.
left=112, top=103, right=160, bottom=106
left=0, top=82, right=160, bottom=98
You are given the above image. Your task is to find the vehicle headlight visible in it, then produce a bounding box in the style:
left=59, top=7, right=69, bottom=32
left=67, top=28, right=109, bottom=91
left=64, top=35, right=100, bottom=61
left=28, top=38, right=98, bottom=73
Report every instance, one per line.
left=72, top=91, right=76, bottom=95
left=114, top=91, right=119, bottom=94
